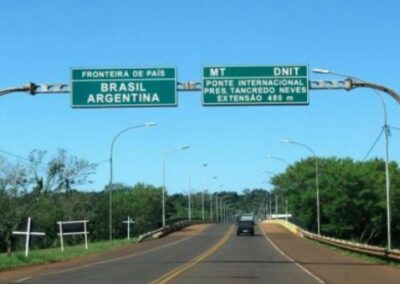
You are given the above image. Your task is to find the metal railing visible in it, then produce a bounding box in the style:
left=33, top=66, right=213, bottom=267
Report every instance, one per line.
left=264, top=220, right=400, bottom=260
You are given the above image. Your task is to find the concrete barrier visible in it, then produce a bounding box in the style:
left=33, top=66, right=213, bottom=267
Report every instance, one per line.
left=138, top=220, right=202, bottom=243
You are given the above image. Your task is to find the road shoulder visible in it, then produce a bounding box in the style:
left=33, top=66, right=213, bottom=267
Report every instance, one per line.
left=261, top=223, right=400, bottom=284
left=0, top=224, right=211, bottom=284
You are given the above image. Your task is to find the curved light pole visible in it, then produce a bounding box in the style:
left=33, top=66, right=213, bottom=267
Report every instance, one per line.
left=266, top=156, right=290, bottom=221
left=188, top=163, right=208, bottom=221
left=266, top=155, right=289, bottom=166
left=216, top=184, right=223, bottom=223
left=261, top=180, right=270, bottom=219
left=313, top=68, right=392, bottom=249
left=109, top=122, right=156, bottom=242
left=162, top=145, right=190, bottom=227
left=281, top=139, right=320, bottom=236
left=202, top=176, right=217, bottom=220
left=264, top=171, right=276, bottom=216
left=179, top=189, right=190, bottom=220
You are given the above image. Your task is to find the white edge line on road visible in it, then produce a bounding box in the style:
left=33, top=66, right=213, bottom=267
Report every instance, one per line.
left=30, top=225, right=214, bottom=280
left=12, top=277, right=31, bottom=283
left=259, top=225, right=325, bottom=284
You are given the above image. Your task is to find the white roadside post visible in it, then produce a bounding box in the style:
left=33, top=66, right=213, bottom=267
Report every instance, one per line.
left=122, top=216, right=135, bottom=240
left=58, top=220, right=89, bottom=252
left=84, top=221, right=88, bottom=250
left=12, top=217, right=45, bottom=257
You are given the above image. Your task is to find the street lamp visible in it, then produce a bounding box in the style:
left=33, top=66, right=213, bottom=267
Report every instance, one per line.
left=188, top=163, right=208, bottom=221
left=179, top=189, right=191, bottom=221
left=261, top=180, right=270, bottom=219
left=281, top=139, right=321, bottom=236
left=266, top=155, right=289, bottom=166
left=216, top=184, right=223, bottom=223
left=202, top=176, right=217, bottom=221
left=162, top=145, right=190, bottom=227
left=266, top=155, right=290, bottom=221
left=109, top=122, right=156, bottom=242
left=313, top=68, right=393, bottom=249
left=263, top=173, right=276, bottom=217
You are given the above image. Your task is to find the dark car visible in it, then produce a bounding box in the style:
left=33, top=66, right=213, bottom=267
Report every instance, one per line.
left=236, top=220, right=255, bottom=236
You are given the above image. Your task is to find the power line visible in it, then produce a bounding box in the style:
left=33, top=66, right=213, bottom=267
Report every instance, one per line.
left=0, top=149, right=31, bottom=162
left=95, top=159, right=109, bottom=166
left=363, top=128, right=384, bottom=160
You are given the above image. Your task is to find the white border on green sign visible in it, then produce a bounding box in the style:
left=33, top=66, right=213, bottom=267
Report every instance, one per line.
left=201, top=64, right=309, bottom=106
left=70, top=66, right=178, bottom=108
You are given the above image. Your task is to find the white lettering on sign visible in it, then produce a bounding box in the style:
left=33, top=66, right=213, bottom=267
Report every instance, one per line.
left=205, top=80, right=233, bottom=87
left=209, top=68, right=226, bottom=77
left=217, top=94, right=263, bottom=103
left=100, top=82, right=147, bottom=92
left=203, top=87, right=228, bottom=95
left=131, top=70, right=144, bottom=77
left=146, top=69, right=165, bottom=77
left=79, top=69, right=168, bottom=79
left=81, top=70, right=131, bottom=79
left=273, top=67, right=301, bottom=76
left=278, top=86, right=307, bottom=93
left=87, top=93, right=160, bottom=104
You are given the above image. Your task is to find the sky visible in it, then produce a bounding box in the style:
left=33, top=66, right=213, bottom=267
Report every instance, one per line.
left=0, top=0, right=399, bottom=195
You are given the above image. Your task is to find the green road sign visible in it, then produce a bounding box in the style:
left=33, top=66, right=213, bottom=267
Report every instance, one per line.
left=202, top=65, right=309, bottom=106
left=71, top=67, right=177, bottom=108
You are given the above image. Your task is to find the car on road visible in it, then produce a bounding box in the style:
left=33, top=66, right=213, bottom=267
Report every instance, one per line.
left=236, top=220, right=255, bottom=236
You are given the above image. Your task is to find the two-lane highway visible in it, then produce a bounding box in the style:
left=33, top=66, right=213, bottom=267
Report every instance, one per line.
left=15, top=224, right=322, bottom=284
left=163, top=225, right=321, bottom=284
left=21, top=225, right=228, bottom=284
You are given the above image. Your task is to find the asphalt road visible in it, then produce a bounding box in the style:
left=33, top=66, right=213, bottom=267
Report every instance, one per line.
left=167, top=225, right=321, bottom=284
left=15, top=224, right=321, bottom=284
left=20, top=225, right=227, bottom=284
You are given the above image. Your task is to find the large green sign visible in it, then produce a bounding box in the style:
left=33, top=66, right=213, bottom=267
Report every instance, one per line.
left=71, top=67, right=177, bottom=108
left=202, top=65, right=309, bottom=106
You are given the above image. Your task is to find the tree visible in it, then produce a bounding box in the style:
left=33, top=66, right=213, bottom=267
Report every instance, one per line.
left=0, top=149, right=96, bottom=254
left=0, top=157, right=37, bottom=255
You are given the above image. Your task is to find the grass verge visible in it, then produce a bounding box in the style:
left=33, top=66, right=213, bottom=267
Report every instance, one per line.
left=309, top=238, right=400, bottom=268
left=0, top=238, right=137, bottom=272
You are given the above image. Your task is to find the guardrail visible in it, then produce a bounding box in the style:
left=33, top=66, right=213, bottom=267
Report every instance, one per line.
left=138, top=220, right=202, bottom=243
left=264, top=220, right=400, bottom=261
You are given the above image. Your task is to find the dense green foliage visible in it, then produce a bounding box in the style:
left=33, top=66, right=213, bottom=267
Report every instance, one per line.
left=271, top=157, right=400, bottom=247
left=1, top=151, right=400, bottom=255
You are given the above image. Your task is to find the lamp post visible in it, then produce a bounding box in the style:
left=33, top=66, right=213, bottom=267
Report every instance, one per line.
left=266, top=155, right=289, bottom=166
left=162, top=145, right=190, bottom=227
left=215, top=193, right=219, bottom=222
left=218, top=185, right=224, bottom=223
left=265, top=171, right=277, bottom=217
left=202, top=176, right=217, bottom=220
left=188, top=163, right=208, bottom=221
left=108, top=122, right=156, bottom=242
left=281, top=139, right=320, bottom=236
left=179, top=189, right=191, bottom=221
left=313, top=68, right=392, bottom=249
left=266, top=155, right=290, bottom=220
